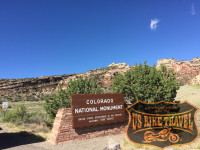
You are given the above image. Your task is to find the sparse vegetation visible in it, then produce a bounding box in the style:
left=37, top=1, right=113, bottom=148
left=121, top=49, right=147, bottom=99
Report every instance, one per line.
left=0, top=101, right=50, bottom=139
left=88, top=65, right=118, bottom=73
left=3, top=104, right=30, bottom=124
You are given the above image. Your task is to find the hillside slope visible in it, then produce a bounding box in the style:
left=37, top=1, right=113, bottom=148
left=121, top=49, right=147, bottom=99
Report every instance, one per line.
left=1, top=57, right=200, bottom=102
left=0, top=63, right=132, bottom=102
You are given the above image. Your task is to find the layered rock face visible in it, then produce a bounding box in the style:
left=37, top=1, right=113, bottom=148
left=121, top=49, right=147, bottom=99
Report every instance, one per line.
left=0, top=75, right=74, bottom=102
left=56, top=63, right=133, bottom=91
left=0, top=63, right=133, bottom=102
left=157, top=58, right=200, bottom=85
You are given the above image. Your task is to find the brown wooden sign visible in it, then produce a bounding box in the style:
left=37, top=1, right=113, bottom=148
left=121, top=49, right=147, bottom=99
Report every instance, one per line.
left=71, top=93, right=126, bottom=129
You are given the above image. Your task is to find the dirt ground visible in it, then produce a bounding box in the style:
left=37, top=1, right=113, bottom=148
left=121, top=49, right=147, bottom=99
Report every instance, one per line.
left=175, top=85, right=200, bottom=107
left=0, top=123, right=125, bottom=150
left=0, top=85, right=200, bottom=150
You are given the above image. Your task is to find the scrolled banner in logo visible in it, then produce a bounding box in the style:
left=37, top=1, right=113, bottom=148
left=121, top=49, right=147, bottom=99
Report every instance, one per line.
left=126, top=101, right=199, bottom=149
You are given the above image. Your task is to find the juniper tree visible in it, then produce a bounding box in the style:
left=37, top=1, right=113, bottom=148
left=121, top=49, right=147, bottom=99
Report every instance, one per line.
left=111, top=62, right=180, bottom=104
left=43, top=76, right=101, bottom=121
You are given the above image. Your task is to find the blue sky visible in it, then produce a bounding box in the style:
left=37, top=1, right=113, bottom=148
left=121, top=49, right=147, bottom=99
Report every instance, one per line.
left=0, top=0, right=200, bottom=79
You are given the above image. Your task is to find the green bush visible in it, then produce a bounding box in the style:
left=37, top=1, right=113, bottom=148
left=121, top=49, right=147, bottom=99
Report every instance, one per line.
left=27, top=112, right=47, bottom=124
left=111, top=62, right=180, bottom=104
left=3, top=104, right=31, bottom=124
left=43, top=76, right=102, bottom=121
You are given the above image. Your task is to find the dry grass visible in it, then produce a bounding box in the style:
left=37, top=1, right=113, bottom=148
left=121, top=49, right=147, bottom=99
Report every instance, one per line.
left=175, top=85, right=200, bottom=108
left=8, top=101, right=46, bottom=114
left=0, top=101, right=50, bottom=140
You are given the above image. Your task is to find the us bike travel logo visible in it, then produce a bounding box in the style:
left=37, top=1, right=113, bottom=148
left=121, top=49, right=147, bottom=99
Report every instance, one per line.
left=126, top=101, right=199, bottom=149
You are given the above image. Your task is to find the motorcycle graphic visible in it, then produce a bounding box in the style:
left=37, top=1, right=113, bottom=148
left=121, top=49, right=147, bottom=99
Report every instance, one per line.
left=144, top=127, right=179, bottom=143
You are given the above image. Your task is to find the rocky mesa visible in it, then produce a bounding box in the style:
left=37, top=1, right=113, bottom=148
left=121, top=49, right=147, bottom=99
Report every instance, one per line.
left=157, top=57, right=200, bottom=85
left=0, top=63, right=133, bottom=102
left=56, top=62, right=133, bottom=91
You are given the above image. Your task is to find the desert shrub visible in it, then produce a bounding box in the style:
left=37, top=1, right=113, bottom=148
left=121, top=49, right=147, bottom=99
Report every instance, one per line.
left=0, top=109, right=3, bottom=120
left=27, top=112, right=46, bottom=124
left=3, top=104, right=31, bottom=124
left=43, top=92, right=65, bottom=125
left=43, top=76, right=102, bottom=122
left=111, top=62, right=180, bottom=104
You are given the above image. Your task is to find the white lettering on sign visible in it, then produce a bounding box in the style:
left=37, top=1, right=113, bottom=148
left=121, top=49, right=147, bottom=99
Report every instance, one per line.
left=78, top=118, right=85, bottom=121
left=100, top=105, right=123, bottom=111
left=107, top=117, right=114, bottom=120
left=78, top=114, right=123, bottom=124
left=75, top=107, right=99, bottom=113
left=115, top=114, right=122, bottom=116
left=74, top=105, right=123, bottom=114
left=87, top=117, right=94, bottom=120
left=95, top=115, right=106, bottom=119
left=100, top=119, right=105, bottom=121
left=89, top=120, right=98, bottom=123
left=86, top=99, right=114, bottom=104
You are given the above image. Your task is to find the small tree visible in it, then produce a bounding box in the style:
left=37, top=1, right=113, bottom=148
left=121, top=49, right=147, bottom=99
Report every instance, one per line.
left=43, top=76, right=101, bottom=122
left=111, top=62, right=180, bottom=104
left=43, top=87, right=67, bottom=121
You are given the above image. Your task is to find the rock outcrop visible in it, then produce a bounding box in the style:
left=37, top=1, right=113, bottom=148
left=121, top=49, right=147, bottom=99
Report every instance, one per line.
left=157, top=58, right=200, bottom=85
left=0, top=63, right=133, bottom=102
left=56, top=63, right=133, bottom=91
left=190, top=74, right=200, bottom=85
left=0, top=74, right=75, bottom=102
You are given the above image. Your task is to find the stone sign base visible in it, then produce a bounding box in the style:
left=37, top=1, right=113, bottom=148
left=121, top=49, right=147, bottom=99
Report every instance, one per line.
left=50, top=108, right=127, bottom=144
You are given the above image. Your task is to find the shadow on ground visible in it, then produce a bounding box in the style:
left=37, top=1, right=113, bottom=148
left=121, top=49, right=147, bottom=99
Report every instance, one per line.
left=0, top=131, right=45, bottom=149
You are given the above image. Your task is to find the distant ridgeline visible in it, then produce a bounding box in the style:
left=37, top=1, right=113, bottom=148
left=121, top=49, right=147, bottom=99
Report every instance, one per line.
left=0, top=63, right=132, bottom=102
left=1, top=58, right=200, bottom=102
left=0, top=75, right=69, bottom=102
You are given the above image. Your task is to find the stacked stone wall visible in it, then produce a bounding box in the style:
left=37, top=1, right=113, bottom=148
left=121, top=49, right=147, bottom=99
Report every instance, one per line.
left=50, top=108, right=127, bottom=144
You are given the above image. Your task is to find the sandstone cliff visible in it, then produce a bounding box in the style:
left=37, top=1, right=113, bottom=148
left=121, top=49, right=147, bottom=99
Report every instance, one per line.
left=157, top=57, right=200, bottom=85
left=0, top=63, right=133, bottom=102
left=56, top=63, right=133, bottom=91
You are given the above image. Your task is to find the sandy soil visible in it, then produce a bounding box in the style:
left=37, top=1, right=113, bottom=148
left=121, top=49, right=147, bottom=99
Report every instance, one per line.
left=175, top=85, right=200, bottom=107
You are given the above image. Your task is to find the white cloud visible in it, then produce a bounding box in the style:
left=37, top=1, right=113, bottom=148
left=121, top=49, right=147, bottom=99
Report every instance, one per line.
left=191, top=3, right=196, bottom=15
left=150, top=19, right=159, bottom=30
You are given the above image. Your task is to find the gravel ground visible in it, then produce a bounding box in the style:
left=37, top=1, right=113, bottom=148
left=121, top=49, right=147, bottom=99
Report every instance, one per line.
left=33, top=134, right=125, bottom=150
left=0, top=85, right=200, bottom=150
left=0, top=123, right=125, bottom=150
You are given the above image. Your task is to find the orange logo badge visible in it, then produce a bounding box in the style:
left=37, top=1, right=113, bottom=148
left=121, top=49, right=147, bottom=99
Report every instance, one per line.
left=126, top=101, right=199, bottom=149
